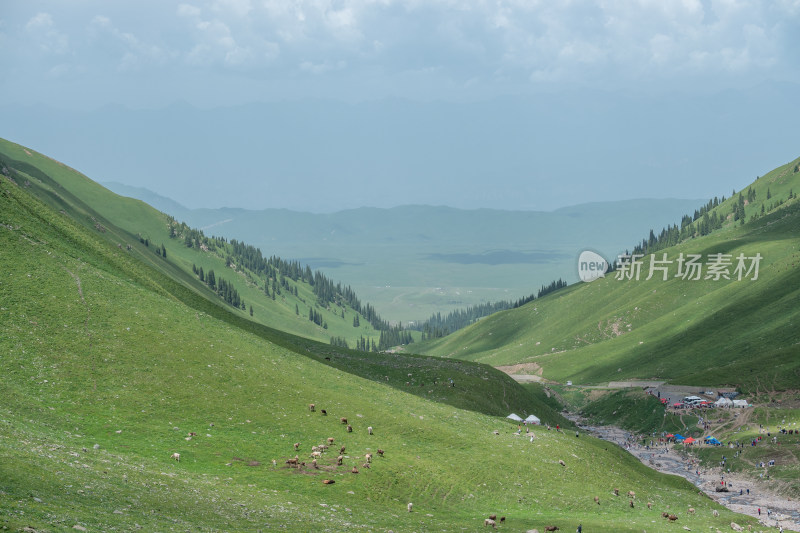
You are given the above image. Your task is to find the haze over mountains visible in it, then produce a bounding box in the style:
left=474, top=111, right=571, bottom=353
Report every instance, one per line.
left=103, top=180, right=704, bottom=323
left=3, top=86, right=797, bottom=214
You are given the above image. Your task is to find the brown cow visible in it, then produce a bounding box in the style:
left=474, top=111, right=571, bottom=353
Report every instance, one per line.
left=340, top=417, right=348, bottom=425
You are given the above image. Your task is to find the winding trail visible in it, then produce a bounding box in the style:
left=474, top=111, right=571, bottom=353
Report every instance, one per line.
left=567, top=414, right=800, bottom=531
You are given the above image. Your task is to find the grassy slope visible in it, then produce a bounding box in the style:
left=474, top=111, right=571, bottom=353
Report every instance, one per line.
left=0, top=137, right=385, bottom=348
left=1, top=153, right=756, bottom=531
left=419, top=157, right=800, bottom=392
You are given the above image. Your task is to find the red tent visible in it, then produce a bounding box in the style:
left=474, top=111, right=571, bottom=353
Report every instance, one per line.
left=683, top=437, right=696, bottom=444
left=665, top=434, right=675, bottom=438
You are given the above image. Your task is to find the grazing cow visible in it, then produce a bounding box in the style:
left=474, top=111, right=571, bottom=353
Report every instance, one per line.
left=687, top=507, right=695, bottom=514
left=327, top=437, right=335, bottom=445
left=286, top=458, right=298, bottom=466
left=309, top=404, right=315, bottom=412
left=407, top=502, right=413, bottom=512
left=340, top=446, right=346, bottom=454
left=362, top=462, right=370, bottom=469
left=499, top=516, right=505, bottom=523
left=484, top=518, right=496, bottom=528
left=712, top=509, right=719, bottom=517
left=614, top=488, right=620, bottom=496
left=667, top=514, right=678, bottom=522
left=489, top=514, right=496, bottom=521
left=593, top=496, right=600, bottom=505
left=322, top=479, right=335, bottom=484
left=377, top=449, right=384, bottom=457
left=294, top=442, right=300, bottom=451
left=312, top=445, right=320, bottom=453
left=368, top=426, right=373, bottom=435
left=629, top=500, right=635, bottom=508
left=347, top=425, right=353, bottom=433
left=351, top=466, right=359, bottom=474
left=544, top=526, right=559, bottom=532
left=365, top=453, right=372, bottom=463
left=558, top=459, right=566, bottom=466
left=311, top=451, right=321, bottom=459
left=647, top=502, right=652, bottom=509
left=321, top=409, right=327, bottom=415
left=341, top=417, right=348, bottom=425
left=337, top=455, right=343, bottom=465
left=188, top=432, right=197, bottom=437
left=312, top=459, right=318, bottom=469
left=171, top=452, right=181, bottom=462
left=627, top=491, right=635, bottom=499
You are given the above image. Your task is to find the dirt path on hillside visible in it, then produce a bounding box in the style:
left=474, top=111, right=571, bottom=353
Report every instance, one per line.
left=567, top=414, right=800, bottom=531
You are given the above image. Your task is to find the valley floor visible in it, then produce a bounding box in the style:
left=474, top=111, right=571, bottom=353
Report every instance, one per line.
left=569, top=415, right=800, bottom=531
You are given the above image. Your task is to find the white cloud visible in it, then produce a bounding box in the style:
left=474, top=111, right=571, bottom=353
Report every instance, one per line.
left=89, top=15, right=169, bottom=71
left=299, top=59, right=347, bottom=74
left=25, top=12, right=69, bottom=55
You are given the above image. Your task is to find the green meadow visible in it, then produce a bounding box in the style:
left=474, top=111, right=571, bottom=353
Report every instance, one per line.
left=0, top=139, right=761, bottom=530
left=419, top=156, right=800, bottom=392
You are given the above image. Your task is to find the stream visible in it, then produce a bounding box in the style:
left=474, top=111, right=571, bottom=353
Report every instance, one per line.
left=566, top=414, right=800, bottom=531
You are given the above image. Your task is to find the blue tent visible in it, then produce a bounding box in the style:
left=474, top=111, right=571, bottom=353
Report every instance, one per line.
left=705, top=437, right=722, bottom=445
left=674, top=434, right=686, bottom=440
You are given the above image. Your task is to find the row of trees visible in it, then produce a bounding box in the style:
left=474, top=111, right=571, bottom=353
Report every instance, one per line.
left=627, top=184, right=799, bottom=261
left=191, top=264, right=244, bottom=310
left=414, top=278, right=568, bottom=340
left=171, top=217, right=402, bottom=347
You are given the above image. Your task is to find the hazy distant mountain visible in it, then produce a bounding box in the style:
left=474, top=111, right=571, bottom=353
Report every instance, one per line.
left=103, top=181, right=189, bottom=216
left=95, top=185, right=705, bottom=322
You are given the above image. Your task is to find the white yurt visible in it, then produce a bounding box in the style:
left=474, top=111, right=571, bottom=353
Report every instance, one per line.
left=506, top=413, right=523, bottom=422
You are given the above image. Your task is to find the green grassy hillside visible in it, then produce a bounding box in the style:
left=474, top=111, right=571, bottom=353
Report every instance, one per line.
left=0, top=137, right=389, bottom=348
left=419, top=157, right=800, bottom=392
left=0, top=145, right=756, bottom=531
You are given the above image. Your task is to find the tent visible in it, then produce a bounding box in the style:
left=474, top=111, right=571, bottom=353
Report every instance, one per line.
left=683, top=437, right=696, bottom=444
left=506, top=413, right=523, bottom=422
left=524, top=415, right=541, bottom=425
left=665, top=433, right=675, bottom=438
left=733, top=400, right=749, bottom=408
left=674, top=434, right=686, bottom=440
left=715, top=397, right=733, bottom=407
left=705, top=437, right=722, bottom=446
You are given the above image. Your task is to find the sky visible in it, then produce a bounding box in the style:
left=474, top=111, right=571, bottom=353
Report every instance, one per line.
left=2, top=1, right=800, bottom=211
